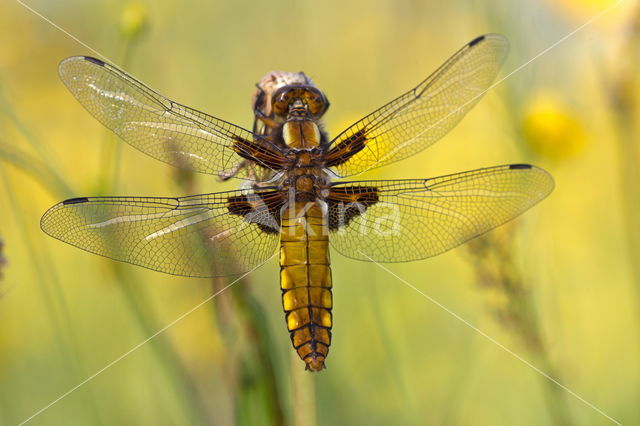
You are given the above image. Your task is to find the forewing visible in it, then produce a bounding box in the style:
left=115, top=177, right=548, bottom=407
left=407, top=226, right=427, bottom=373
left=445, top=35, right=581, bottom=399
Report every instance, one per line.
left=40, top=191, right=281, bottom=277
left=58, top=56, right=284, bottom=179
left=326, top=34, right=509, bottom=177
left=328, top=164, right=553, bottom=262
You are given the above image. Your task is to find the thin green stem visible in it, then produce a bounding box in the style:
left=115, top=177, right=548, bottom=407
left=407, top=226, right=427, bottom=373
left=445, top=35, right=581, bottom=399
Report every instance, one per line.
left=0, top=83, right=70, bottom=189
left=367, top=268, right=418, bottom=425
left=109, top=264, right=213, bottom=425
left=0, top=168, right=103, bottom=425
left=607, top=2, right=640, bottom=335
left=97, top=27, right=141, bottom=194
left=0, top=139, right=73, bottom=198
left=233, top=282, right=286, bottom=426
left=290, top=349, right=316, bottom=426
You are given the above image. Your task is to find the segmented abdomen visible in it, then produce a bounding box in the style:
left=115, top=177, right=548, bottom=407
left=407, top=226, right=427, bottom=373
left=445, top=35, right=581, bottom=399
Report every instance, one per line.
left=279, top=201, right=332, bottom=371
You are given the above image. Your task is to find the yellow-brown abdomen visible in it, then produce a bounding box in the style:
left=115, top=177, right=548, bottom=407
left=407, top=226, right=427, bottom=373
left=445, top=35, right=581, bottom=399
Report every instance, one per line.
left=280, top=200, right=332, bottom=371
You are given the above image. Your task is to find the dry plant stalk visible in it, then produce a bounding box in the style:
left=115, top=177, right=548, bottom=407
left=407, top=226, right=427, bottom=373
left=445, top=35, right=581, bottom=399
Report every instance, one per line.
left=170, top=143, right=286, bottom=426
left=466, top=224, right=573, bottom=426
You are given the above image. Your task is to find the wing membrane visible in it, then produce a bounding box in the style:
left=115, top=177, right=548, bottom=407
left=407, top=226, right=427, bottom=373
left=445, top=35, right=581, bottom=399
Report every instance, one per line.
left=328, top=164, right=553, bottom=262
left=40, top=191, right=280, bottom=277
left=326, top=34, right=509, bottom=177
left=58, top=56, right=284, bottom=179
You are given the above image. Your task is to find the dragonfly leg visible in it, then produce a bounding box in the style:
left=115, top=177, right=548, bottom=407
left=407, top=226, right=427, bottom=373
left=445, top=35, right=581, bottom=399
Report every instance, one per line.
left=254, top=110, right=280, bottom=130
left=218, top=160, right=276, bottom=184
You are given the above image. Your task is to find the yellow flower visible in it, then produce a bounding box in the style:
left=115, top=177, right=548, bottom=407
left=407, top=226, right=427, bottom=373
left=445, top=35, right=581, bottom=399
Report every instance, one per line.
left=120, top=3, right=149, bottom=40
left=521, top=91, right=586, bottom=160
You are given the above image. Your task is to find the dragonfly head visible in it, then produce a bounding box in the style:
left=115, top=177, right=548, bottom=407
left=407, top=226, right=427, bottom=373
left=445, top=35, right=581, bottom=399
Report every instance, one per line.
left=272, top=85, right=329, bottom=120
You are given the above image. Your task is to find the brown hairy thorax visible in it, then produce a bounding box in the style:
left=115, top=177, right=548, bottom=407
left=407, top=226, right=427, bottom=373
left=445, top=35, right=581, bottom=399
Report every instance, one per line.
left=249, top=71, right=332, bottom=196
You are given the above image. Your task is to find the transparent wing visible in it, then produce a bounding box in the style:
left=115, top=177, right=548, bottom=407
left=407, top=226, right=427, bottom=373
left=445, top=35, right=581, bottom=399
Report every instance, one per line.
left=327, top=164, right=553, bottom=262
left=326, top=34, right=509, bottom=177
left=59, top=56, right=284, bottom=179
left=40, top=190, right=282, bottom=277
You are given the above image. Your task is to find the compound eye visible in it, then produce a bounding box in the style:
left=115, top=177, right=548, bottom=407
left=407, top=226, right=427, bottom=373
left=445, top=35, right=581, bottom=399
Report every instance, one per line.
left=305, top=90, right=326, bottom=116
left=272, top=90, right=291, bottom=116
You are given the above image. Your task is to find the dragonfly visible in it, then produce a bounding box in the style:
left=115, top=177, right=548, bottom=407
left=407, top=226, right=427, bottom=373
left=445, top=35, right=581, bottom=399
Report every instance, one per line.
left=41, top=34, right=554, bottom=372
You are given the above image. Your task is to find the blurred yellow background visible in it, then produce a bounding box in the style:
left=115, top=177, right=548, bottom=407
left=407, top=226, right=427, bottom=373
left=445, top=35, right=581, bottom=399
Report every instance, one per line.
left=0, top=0, right=638, bottom=425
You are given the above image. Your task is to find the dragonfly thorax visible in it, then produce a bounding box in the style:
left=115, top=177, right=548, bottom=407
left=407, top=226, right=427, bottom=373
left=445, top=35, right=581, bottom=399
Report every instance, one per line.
left=282, top=120, right=322, bottom=148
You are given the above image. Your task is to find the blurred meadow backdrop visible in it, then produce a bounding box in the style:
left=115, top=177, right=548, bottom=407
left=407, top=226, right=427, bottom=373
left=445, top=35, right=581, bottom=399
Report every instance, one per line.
left=0, top=0, right=639, bottom=425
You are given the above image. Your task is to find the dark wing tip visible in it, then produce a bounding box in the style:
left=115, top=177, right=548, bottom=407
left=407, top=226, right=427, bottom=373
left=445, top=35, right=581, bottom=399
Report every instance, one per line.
left=468, top=33, right=509, bottom=51
left=83, top=56, right=105, bottom=66
left=58, top=56, right=106, bottom=80
left=468, top=35, right=486, bottom=47
left=508, top=164, right=533, bottom=170
left=62, top=197, right=90, bottom=205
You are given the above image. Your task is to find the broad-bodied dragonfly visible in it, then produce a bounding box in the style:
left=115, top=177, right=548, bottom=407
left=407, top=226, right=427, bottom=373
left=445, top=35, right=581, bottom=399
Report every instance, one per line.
left=41, top=34, right=554, bottom=371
